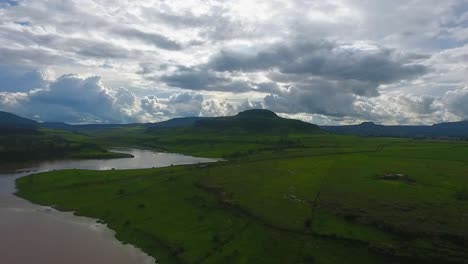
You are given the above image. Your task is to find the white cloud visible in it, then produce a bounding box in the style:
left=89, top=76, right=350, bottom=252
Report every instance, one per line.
left=443, top=86, right=468, bottom=119
left=0, top=0, right=467, bottom=124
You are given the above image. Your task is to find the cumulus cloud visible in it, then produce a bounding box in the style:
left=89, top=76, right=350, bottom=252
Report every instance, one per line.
left=141, top=92, right=204, bottom=118
left=443, top=86, right=468, bottom=119
left=396, top=95, right=439, bottom=115
left=0, top=74, right=138, bottom=123
left=29, top=75, right=128, bottom=123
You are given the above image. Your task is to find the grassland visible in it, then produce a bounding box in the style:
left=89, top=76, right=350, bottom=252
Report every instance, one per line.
left=16, top=129, right=468, bottom=264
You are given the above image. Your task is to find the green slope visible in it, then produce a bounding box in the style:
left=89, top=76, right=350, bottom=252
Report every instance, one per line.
left=0, top=111, right=39, bottom=134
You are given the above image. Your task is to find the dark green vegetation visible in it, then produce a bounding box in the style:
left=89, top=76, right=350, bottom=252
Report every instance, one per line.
left=0, top=129, right=132, bottom=163
left=0, top=111, right=132, bottom=163
left=0, top=110, right=39, bottom=134
left=14, top=110, right=468, bottom=264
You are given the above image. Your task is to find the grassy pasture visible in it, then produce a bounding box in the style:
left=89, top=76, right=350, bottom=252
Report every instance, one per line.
left=16, top=131, right=468, bottom=264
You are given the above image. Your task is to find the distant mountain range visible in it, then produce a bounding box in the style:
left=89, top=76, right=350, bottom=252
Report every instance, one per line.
left=321, top=121, right=468, bottom=138
left=2, top=110, right=468, bottom=138
left=0, top=109, right=320, bottom=135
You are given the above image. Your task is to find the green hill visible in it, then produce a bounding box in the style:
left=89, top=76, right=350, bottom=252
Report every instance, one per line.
left=0, top=111, right=38, bottom=134
left=194, top=109, right=320, bottom=133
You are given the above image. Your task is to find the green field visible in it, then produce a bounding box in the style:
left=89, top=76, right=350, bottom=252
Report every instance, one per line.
left=16, top=129, right=468, bottom=264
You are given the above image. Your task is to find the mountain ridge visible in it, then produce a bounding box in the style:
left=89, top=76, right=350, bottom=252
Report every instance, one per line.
left=321, top=120, right=468, bottom=138
left=3, top=110, right=468, bottom=138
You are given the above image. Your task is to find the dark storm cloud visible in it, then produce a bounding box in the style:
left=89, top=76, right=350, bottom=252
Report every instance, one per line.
left=0, top=26, right=140, bottom=61
left=208, top=40, right=428, bottom=84
left=159, top=66, right=278, bottom=92
left=113, top=28, right=182, bottom=50
left=159, top=38, right=428, bottom=110
left=73, top=40, right=137, bottom=59
left=263, top=80, right=359, bottom=117
left=160, top=67, right=228, bottom=90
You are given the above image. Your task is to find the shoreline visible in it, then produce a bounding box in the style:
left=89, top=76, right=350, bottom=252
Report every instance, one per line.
left=2, top=149, right=218, bottom=264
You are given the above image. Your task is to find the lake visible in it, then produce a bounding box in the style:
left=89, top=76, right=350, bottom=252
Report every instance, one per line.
left=0, top=149, right=217, bottom=264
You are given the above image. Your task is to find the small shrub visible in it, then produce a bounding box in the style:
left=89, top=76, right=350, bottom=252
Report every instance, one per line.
left=212, top=233, right=220, bottom=243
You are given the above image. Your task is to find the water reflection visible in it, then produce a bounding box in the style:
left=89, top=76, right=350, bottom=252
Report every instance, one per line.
left=0, top=149, right=217, bottom=264
left=0, top=148, right=217, bottom=193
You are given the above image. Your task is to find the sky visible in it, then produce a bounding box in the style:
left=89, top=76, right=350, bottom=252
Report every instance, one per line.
left=0, top=0, right=467, bottom=125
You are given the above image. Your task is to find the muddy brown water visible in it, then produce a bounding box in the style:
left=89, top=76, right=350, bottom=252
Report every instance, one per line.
left=0, top=149, right=217, bottom=264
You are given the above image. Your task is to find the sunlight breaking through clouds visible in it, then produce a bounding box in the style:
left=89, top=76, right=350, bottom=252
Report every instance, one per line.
left=0, top=0, right=467, bottom=124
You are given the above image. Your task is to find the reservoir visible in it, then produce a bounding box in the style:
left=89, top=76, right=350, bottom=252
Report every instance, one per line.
left=0, top=149, right=217, bottom=264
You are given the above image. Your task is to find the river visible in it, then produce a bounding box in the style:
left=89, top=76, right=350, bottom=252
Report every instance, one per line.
left=0, top=149, right=217, bottom=264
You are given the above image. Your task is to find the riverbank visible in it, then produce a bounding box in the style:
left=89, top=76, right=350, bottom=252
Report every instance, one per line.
left=0, top=192, right=156, bottom=264
left=2, top=149, right=217, bottom=264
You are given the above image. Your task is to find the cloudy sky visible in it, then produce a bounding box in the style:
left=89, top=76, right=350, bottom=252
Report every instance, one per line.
left=0, top=0, right=467, bottom=124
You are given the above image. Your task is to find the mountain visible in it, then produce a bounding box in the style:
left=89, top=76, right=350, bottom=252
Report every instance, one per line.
left=431, top=120, right=468, bottom=137
left=145, top=109, right=321, bottom=134
left=0, top=111, right=39, bottom=134
left=4, top=109, right=467, bottom=138
left=321, top=120, right=468, bottom=138
left=40, top=118, right=204, bottom=131
left=187, top=109, right=321, bottom=134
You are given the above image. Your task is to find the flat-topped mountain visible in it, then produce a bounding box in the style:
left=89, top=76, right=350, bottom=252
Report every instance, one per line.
left=187, top=109, right=320, bottom=134
left=147, top=109, right=320, bottom=134
left=236, top=109, right=278, bottom=118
